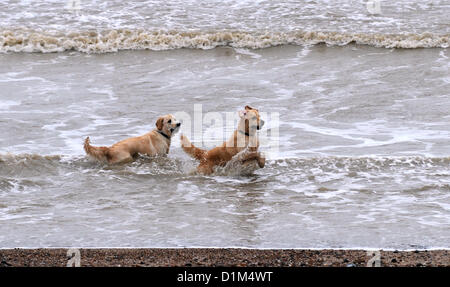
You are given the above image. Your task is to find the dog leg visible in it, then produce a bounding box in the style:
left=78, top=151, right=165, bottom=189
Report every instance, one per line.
left=239, top=151, right=259, bottom=162
left=108, top=150, right=134, bottom=164
left=256, top=155, right=265, bottom=168
left=197, top=162, right=215, bottom=175
left=240, top=152, right=265, bottom=168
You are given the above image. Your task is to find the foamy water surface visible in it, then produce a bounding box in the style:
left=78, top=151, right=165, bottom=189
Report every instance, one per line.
left=0, top=1, right=449, bottom=249
left=1, top=0, right=449, bottom=52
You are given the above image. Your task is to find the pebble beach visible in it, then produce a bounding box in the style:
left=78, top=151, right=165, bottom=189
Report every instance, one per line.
left=1, top=248, right=449, bottom=267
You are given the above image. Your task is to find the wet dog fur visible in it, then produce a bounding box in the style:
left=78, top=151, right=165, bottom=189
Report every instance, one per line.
left=180, top=105, right=265, bottom=174
left=84, top=114, right=181, bottom=164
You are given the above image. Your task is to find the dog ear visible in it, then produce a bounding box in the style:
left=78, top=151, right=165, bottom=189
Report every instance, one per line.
left=245, top=105, right=252, bottom=110
left=156, top=117, right=164, bottom=130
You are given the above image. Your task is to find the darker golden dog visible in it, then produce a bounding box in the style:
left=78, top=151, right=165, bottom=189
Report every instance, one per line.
left=180, top=106, right=265, bottom=174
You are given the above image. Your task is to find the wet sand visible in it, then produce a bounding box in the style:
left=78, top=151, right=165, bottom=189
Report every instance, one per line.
left=0, top=248, right=449, bottom=267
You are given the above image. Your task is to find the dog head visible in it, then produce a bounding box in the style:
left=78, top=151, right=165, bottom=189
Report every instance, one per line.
left=156, top=114, right=181, bottom=137
left=238, top=105, right=264, bottom=134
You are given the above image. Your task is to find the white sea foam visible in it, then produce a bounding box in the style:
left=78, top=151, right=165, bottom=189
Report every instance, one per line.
left=1, top=29, right=448, bottom=53
left=0, top=100, right=21, bottom=110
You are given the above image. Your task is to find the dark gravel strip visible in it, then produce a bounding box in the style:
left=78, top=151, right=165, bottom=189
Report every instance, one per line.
left=0, top=248, right=449, bottom=267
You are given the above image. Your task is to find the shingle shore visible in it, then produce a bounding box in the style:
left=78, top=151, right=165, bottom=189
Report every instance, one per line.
left=1, top=248, right=449, bottom=267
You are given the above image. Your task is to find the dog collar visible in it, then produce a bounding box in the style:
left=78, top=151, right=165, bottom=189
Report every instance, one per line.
left=157, top=131, right=171, bottom=140
left=238, top=130, right=250, bottom=137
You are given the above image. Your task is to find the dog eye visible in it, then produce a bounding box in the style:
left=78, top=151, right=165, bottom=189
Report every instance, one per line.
left=168, top=119, right=172, bottom=124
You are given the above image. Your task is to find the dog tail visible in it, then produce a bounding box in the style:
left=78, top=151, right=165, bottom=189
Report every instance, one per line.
left=84, top=137, right=110, bottom=162
left=180, top=134, right=206, bottom=161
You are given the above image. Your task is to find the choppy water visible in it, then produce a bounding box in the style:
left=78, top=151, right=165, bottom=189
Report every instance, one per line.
left=0, top=1, right=449, bottom=249
left=1, top=0, right=449, bottom=52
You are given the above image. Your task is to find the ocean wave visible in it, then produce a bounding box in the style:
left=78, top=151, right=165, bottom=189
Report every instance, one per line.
left=0, top=153, right=62, bottom=163
left=270, top=156, right=450, bottom=173
left=1, top=153, right=449, bottom=171
left=1, top=29, right=448, bottom=53
left=0, top=153, right=189, bottom=177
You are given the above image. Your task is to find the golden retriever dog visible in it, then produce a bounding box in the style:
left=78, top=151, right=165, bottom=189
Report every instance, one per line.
left=180, top=105, right=265, bottom=174
left=84, top=114, right=181, bottom=164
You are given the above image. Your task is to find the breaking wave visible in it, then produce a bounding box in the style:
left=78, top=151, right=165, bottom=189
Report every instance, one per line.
left=1, top=28, right=448, bottom=53
left=1, top=153, right=449, bottom=173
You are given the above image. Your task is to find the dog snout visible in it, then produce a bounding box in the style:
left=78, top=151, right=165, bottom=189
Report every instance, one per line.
left=177, top=122, right=181, bottom=127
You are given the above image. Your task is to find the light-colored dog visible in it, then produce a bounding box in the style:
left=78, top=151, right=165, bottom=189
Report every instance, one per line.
left=180, top=105, right=265, bottom=174
left=84, top=114, right=181, bottom=164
